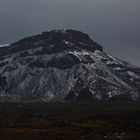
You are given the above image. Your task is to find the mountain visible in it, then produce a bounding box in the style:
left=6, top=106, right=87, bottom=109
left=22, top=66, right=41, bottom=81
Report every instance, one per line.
left=0, top=29, right=140, bottom=102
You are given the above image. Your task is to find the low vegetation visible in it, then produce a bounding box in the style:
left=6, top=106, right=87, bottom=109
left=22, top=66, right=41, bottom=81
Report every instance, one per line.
left=0, top=101, right=140, bottom=139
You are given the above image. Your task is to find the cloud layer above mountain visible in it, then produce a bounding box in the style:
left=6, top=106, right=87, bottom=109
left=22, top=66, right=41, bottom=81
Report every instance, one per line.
left=0, top=0, right=140, bottom=66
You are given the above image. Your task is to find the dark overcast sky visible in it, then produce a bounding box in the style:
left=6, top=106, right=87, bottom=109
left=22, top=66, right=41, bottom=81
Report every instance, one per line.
left=0, top=0, right=140, bottom=66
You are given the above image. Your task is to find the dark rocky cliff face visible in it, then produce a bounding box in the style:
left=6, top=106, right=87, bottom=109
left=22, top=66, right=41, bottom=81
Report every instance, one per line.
left=0, top=29, right=139, bottom=102
left=2, top=29, right=102, bottom=55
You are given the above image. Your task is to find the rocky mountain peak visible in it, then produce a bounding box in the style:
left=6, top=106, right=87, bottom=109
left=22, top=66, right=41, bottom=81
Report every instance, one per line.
left=0, top=29, right=139, bottom=102
left=2, top=29, right=102, bottom=55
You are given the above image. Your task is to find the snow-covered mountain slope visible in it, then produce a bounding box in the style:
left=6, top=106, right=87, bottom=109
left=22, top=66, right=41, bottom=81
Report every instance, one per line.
left=0, top=29, right=140, bottom=102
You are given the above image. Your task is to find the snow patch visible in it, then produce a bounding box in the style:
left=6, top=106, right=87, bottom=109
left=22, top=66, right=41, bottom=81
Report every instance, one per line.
left=63, top=40, right=69, bottom=45
left=113, top=67, right=122, bottom=71
left=127, top=71, right=137, bottom=78
left=0, top=44, right=9, bottom=47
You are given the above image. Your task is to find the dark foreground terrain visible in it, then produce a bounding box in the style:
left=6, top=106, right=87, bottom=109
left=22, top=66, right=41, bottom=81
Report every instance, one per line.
left=0, top=102, right=140, bottom=140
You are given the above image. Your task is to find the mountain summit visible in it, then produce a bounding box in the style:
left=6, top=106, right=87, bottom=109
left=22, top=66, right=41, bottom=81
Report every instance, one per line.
left=0, top=29, right=140, bottom=102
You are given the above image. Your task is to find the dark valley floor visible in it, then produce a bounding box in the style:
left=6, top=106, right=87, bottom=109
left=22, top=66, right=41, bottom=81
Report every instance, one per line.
left=0, top=102, right=140, bottom=140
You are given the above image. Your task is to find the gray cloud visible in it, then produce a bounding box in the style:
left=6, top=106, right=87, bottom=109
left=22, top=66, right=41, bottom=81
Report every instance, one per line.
left=0, top=0, right=140, bottom=66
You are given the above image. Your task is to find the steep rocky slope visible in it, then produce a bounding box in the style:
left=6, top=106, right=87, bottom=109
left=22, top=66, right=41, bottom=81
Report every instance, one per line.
left=0, top=29, right=140, bottom=102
